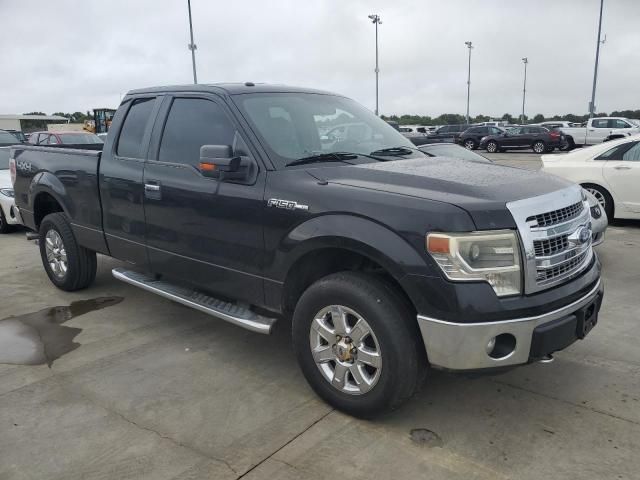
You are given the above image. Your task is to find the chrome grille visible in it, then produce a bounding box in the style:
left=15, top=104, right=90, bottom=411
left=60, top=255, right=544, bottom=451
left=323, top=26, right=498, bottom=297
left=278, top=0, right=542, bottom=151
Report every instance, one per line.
left=507, top=186, right=593, bottom=294
left=534, top=234, right=569, bottom=256
left=526, top=201, right=583, bottom=228
left=536, top=250, right=589, bottom=284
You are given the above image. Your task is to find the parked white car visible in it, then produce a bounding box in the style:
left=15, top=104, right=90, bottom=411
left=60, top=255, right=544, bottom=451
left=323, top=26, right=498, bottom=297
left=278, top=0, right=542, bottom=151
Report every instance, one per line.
left=560, top=117, right=640, bottom=149
left=541, top=134, right=640, bottom=221
left=0, top=147, right=20, bottom=233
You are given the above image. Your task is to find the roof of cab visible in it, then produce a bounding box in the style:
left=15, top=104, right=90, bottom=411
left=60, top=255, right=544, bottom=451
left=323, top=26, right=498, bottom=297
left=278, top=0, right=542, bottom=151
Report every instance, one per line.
left=126, top=83, right=338, bottom=97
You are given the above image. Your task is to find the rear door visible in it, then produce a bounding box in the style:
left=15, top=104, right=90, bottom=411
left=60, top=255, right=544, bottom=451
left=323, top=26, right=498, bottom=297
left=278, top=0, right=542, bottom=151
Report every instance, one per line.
left=99, top=95, right=161, bottom=266
left=602, top=141, right=640, bottom=212
left=142, top=94, right=266, bottom=305
left=503, top=127, right=524, bottom=147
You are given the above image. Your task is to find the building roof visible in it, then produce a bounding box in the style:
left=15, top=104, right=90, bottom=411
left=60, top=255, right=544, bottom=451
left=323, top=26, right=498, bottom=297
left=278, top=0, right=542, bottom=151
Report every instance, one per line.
left=0, top=114, right=68, bottom=121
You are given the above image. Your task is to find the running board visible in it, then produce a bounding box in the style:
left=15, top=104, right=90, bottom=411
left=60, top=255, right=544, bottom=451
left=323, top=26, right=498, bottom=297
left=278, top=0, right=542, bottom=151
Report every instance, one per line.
left=112, top=268, right=276, bottom=334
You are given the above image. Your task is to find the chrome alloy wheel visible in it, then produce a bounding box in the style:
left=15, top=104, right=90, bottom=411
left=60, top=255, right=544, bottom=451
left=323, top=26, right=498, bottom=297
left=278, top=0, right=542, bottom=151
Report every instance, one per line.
left=464, top=139, right=475, bottom=150
left=486, top=141, right=498, bottom=153
left=585, top=187, right=607, bottom=210
left=45, top=229, right=68, bottom=279
left=533, top=141, right=545, bottom=153
left=309, top=305, right=382, bottom=395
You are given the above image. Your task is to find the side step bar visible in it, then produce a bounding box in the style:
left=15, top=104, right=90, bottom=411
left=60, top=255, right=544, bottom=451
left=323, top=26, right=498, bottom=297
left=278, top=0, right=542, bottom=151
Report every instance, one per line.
left=112, top=268, right=277, bottom=334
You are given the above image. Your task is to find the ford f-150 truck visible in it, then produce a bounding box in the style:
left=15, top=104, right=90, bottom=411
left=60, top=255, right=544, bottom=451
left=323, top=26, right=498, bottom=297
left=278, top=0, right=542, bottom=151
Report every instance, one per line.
left=561, top=117, right=640, bottom=149
left=10, top=83, right=603, bottom=417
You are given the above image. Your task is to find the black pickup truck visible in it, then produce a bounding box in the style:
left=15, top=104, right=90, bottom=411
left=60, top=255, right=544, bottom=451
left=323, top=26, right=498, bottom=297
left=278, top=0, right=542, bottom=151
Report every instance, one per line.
left=10, top=84, right=603, bottom=417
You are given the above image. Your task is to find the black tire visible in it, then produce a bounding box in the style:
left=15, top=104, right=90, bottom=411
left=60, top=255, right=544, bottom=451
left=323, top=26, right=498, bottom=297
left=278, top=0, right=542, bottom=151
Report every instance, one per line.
left=0, top=208, right=11, bottom=234
left=486, top=140, right=499, bottom=153
left=545, top=146, right=555, bottom=153
left=561, top=137, right=575, bottom=151
left=38, top=212, right=97, bottom=291
left=292, top=271, right=426, bottom=418
left=463, top=138, right=477, bottom=150
left=532, top=141, right=546, bottom=154
left=582, top=184, right=614, bottom=220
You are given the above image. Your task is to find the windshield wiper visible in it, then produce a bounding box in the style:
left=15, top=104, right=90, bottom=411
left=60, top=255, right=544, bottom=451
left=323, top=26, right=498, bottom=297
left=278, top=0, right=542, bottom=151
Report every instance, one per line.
left=285, top=152, right=359, bottom=167
left=369, top=146, right=418, bottom=156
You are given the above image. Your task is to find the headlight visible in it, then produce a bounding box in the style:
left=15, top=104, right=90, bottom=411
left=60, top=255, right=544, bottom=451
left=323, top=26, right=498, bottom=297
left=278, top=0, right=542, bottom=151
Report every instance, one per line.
left=426, top=230, right=522, bottom=297
left=0, top=188, right=14, bottom=198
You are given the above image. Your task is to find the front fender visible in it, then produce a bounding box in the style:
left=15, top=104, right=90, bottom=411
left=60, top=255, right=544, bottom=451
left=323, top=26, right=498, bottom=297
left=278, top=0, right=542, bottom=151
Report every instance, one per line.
left=273, top=214, right=436, bottom=279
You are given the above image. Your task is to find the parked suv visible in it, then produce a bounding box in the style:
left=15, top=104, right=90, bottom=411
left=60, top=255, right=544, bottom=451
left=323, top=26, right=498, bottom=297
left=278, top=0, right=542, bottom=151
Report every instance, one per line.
left=11, top=84, right=602, bottom=417
left=458, top=126, right=504, bottom=150
left=427, top=124, right=472, bottom=143
left=480, top=126, right=564, bottom=153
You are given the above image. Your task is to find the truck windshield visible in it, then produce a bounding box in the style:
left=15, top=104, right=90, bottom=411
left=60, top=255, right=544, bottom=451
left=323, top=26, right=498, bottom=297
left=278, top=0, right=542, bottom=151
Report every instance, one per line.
left=235, top=92, right=422, bottom=168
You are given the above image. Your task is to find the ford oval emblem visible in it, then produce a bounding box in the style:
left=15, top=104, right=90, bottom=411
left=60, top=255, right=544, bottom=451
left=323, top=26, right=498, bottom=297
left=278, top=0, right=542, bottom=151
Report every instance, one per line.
left=578, top=226, right=591, bottom=244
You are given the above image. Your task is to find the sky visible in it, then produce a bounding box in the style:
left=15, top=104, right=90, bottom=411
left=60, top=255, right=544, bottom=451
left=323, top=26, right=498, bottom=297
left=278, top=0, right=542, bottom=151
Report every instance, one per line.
left=0, top=0, right=638, bottom=118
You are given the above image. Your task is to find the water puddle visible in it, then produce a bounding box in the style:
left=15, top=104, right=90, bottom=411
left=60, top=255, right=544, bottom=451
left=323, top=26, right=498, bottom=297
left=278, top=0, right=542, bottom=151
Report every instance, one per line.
left=0, top=297, right=123, bottom=367
left=410, top=428, right=444, bottom=448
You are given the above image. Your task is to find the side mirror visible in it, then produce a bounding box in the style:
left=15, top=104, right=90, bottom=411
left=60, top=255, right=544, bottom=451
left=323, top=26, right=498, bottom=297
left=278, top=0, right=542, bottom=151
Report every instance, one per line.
left=199, top=145, right=247, bottom=180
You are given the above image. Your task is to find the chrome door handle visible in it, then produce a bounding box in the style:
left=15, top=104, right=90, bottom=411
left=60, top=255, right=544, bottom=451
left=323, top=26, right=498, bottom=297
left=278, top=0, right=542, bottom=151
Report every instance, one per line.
left=614, top=165, right=631, bottom=170
left=144, top=183, right=160, bottom=191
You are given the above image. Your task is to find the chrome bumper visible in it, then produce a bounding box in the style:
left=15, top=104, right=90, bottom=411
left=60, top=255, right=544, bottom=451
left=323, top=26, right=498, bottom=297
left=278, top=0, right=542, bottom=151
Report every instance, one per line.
left=416, top=278, right=602, bottom=370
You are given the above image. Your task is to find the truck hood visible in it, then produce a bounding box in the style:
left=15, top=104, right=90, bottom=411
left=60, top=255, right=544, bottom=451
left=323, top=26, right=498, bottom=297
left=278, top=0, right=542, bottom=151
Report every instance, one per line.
left=314, top=157, right=573, bottom=229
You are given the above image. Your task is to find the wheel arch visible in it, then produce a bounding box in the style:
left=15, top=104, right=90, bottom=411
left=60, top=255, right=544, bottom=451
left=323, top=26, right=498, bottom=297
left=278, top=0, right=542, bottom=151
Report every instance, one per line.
left=581, top=182, right=615, bottom=218
left=30, top=172, right=70, bottom=229
left=276, top=214, right=433, bottom=315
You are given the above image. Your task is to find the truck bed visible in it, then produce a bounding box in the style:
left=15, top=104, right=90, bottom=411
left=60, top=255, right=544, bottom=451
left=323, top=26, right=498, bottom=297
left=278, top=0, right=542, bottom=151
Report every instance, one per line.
left=11, top=144, right=105, bottom=250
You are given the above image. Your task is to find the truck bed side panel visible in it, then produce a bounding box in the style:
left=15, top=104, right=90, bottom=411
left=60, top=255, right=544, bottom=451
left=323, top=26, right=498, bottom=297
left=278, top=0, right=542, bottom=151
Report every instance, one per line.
left=12, top=146, right=109, bottom=254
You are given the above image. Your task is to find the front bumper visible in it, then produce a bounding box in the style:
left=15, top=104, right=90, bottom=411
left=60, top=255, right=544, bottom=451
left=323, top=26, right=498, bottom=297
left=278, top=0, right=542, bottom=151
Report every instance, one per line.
left=0, top=194, right=20, bottom=225
left=417, top=278, right=603, bottom=371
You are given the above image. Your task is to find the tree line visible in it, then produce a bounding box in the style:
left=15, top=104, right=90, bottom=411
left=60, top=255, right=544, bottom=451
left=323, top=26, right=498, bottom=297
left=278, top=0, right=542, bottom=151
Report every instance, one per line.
left=382, top=109, right=640, bottom=126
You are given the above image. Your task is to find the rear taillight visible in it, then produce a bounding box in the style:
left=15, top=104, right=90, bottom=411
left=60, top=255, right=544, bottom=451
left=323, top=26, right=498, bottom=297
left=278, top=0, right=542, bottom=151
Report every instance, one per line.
left=9, top=157, right=16, bottom=185
left=549, top=131, right=560, bottom=139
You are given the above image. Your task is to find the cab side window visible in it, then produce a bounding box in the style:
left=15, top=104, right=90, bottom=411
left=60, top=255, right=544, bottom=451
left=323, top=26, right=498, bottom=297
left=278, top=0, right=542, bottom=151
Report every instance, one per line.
left=158, top=98, right=237, bottom=168
left=117, top=97, right=156, bottom=158
left=592, top=119, right=608, bottom=128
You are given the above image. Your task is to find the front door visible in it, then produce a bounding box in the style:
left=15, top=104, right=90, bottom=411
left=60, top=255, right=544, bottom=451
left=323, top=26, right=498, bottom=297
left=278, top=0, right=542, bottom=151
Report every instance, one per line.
left=142, top=95, right=266, bottom=306
left=603, top=141, right=640, bottom=212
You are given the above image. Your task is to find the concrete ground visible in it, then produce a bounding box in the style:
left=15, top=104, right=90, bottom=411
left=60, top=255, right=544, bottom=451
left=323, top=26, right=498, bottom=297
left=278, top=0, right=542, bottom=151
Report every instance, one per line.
left=1, top=154, right=639, bottom=480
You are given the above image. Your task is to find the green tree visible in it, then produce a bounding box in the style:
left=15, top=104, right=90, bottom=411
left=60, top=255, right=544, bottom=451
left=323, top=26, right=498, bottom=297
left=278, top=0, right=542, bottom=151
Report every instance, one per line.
left=532, top=114, right=545, bottom=123
left=501, top=113, right=514, bottom=123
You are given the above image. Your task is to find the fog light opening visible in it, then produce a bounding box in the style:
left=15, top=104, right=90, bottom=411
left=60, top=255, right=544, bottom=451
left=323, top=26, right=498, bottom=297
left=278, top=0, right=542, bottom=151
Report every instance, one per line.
left=487, top=333, right=517, bottom=359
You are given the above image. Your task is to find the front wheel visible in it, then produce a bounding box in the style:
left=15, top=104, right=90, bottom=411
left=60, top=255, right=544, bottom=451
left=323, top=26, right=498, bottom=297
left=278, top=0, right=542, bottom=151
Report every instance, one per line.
left=533, top=141, right=546, bottom=153
left=39, top=213, right=97, bottom=291
left=292, top=272, right=426, bottom=418
left=0, top=208, right=12, bottom=234
left=463, top=139, right=477, bottom=150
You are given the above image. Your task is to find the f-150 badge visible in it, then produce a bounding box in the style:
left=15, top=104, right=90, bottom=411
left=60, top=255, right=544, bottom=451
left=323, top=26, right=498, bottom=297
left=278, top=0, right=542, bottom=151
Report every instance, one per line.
left=267, top=198, right=309, bottom=211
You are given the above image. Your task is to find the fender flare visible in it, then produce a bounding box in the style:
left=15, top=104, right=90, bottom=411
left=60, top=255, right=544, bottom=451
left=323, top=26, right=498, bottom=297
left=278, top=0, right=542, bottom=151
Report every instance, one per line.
left=29, top=172, right=71, bottom=225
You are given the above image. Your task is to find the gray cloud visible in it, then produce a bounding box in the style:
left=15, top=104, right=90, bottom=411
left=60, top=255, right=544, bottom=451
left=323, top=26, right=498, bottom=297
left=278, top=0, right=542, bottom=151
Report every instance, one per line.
left=0, top=0, right=637, bottom=117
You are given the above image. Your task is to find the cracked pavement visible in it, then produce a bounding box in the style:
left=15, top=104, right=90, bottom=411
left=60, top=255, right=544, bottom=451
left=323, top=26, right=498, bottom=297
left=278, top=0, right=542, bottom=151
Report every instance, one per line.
left=1, top=159, right=639, bottom=479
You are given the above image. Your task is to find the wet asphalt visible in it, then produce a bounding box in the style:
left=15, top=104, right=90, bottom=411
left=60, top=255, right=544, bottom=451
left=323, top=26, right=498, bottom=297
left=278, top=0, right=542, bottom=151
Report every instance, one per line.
left=1, top=153, right=639, bottom=480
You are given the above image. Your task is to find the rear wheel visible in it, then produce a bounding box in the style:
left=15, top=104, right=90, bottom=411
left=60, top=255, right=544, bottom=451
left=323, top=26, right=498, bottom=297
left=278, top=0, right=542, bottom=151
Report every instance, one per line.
left=39, top=213, right=97, bottom=291
left=561, top=137, right=575, bottom=151
left=486, top=141, right=499, bottom=153
left=533, top=141, right=546, bottom=153
left=292, top=271, right=426, bottom=418
left=463, top=139, right=477, bottom=150
left=583, top=184, right=614, bottom=220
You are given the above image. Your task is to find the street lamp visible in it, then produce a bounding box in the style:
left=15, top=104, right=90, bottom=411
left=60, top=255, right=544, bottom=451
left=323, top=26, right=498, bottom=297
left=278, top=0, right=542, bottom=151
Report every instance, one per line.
left=464, top=41, right=473, bottom=125
left=521, top=57, right=528, bottom=125
left=589, top=0, right=605, bottom=118
left=368, top=14, right=382, bottom=116
left=187, top=0, right=198, bottom=84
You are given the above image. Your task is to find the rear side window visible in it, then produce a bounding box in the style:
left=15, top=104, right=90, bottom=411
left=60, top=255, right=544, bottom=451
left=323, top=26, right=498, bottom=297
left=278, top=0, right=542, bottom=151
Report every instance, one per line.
left=158, top=98, right=236, bottom=167
left=622, top=142, right=640, bottom=161
left=117, top=97, right=155, bottom=158
left=592, top=119, right=608, bottom=128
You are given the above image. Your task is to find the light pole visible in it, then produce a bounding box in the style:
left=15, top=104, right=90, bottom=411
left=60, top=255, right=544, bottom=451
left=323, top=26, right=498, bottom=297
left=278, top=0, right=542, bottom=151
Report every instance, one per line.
left=464, top=41, right=473, bottom=125
left=589, top=0, right=605, bottom=118
left=368, top=14, right=382, bottom=116
left=187, top=0, right=198, bottom=84
left=521, top=57, right=528, bottom=125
